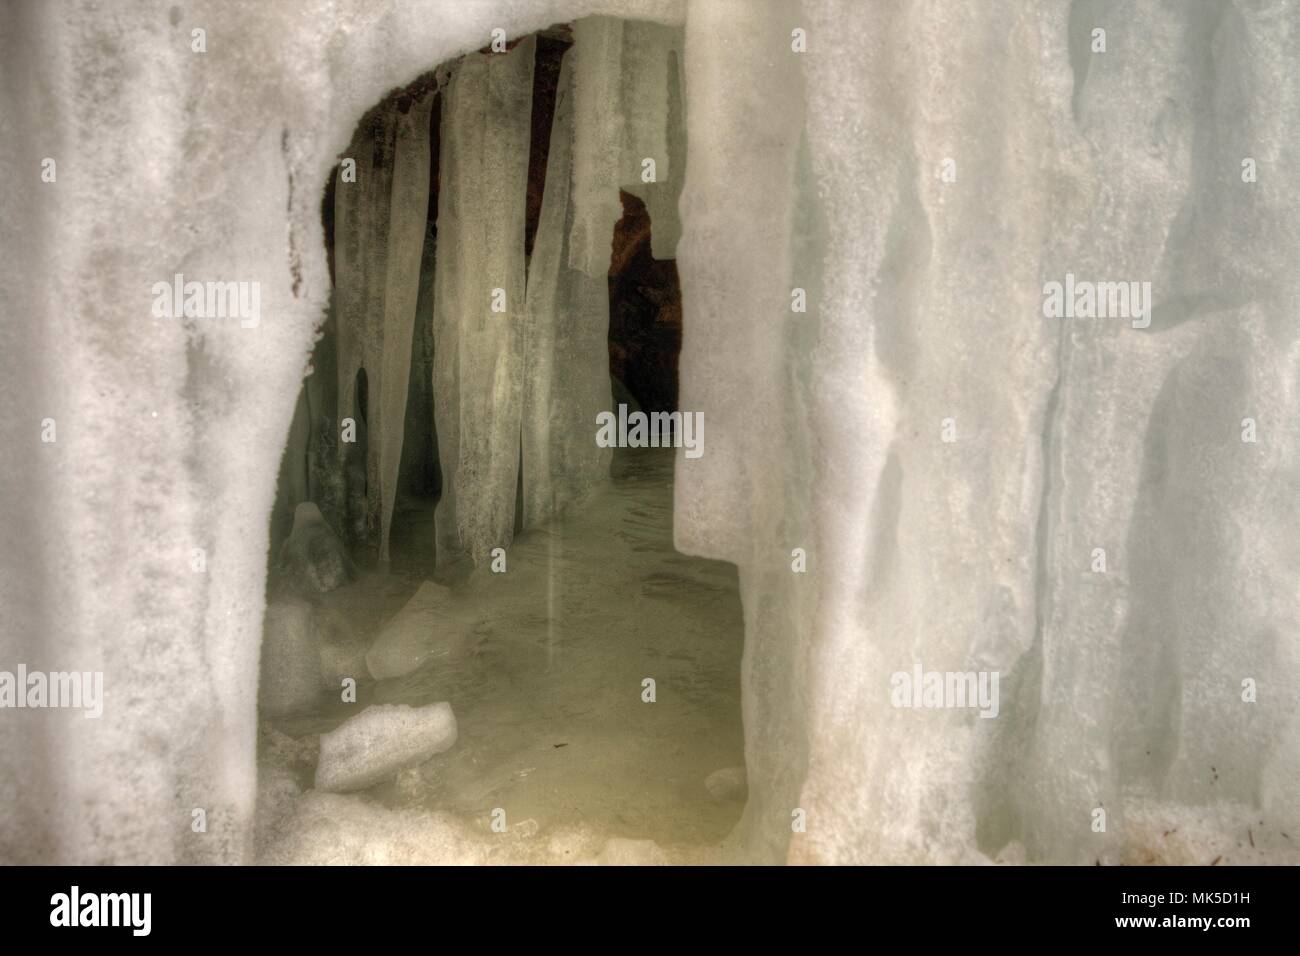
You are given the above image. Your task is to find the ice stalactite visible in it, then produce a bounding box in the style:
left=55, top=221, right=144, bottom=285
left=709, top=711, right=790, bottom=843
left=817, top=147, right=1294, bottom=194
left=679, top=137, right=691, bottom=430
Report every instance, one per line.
left=433, top=37, right=536, bottom=568
left=618, top=21, right=684, bottom=260
left=334, top=94, right=434, bottom=563
left=567, top=18, right=684, bottom=275
left=566, top=18, right=625, bottom=279
left=521, top=51, right=613, bottom=528
left=334, top=106, right=395, bottom=555
left=377, top=93, right=435, bottom=564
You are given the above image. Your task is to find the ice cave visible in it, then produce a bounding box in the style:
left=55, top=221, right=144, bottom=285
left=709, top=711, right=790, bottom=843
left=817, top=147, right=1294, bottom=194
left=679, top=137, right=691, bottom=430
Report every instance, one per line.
left=1, top=0, right=1299, bottom=867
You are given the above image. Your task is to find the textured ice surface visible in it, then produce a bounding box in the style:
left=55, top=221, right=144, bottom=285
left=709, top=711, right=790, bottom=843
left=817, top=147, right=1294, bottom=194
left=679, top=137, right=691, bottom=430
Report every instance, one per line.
left=568, top=18, right=685, bottom=272
left=521, top=51, right=614, bottom=527
left=335, top=94, right=434, bottom=563
left=3, top=0, right=1298, bottom=865
left=433, top=37, right=536, bottom=568
left=278, top=502, right=355, bottom=594
left=315, top=702, right=457, bottom=792
left=674, top=0, right=1300, bottom=864
left=259, top=600, right=325, bottom=716
left=364, top=580, right=475, bottom=680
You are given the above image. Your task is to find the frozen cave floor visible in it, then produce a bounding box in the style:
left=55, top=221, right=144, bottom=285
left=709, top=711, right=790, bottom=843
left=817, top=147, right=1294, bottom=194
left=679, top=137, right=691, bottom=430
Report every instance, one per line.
left=256, top=447, right=746, bottom=864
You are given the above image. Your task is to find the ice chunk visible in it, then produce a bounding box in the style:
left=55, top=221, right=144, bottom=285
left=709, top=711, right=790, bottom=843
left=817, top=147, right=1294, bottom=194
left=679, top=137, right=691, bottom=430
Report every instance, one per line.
left=364, top=580, right=477, bottom=680
left=704, top=767, right=748, bottom=803
left=314, top=702, right=458, bottom=793
left=433, top=38, right=536, bottom=567
left=318, top=631, right=370, bottom=691
left=277, top=502, right=355, bottom=594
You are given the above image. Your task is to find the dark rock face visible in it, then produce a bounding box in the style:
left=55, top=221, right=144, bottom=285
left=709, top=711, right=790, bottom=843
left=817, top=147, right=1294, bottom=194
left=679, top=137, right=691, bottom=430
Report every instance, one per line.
left=607, top=190, right=682, bottom=414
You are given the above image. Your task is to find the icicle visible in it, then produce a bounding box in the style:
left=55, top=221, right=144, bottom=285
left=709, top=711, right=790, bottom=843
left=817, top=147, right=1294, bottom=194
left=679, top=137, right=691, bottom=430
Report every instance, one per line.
left=619, top=22, right=684, bottom=260
left=433, top=37, right=536, bottom=568
left=376, top=92, right=434, bottom=563
left=521, top=50, right=613, bottom=529
left=619, top=21, right=673, bottom=190
left=567, top=17, right=625, bottom=278
left=334, top=105, right=397, bottom=554
left=647, top=44, right=686, bottom=260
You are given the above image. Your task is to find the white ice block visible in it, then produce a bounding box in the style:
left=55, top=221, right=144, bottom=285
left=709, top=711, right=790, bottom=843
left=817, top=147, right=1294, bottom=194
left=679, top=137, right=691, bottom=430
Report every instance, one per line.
left=314, top=702, right=458, bottom=793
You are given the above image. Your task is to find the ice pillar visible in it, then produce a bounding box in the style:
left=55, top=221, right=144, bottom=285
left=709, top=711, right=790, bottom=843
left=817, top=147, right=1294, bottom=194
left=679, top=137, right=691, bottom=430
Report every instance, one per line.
left=377, top=93, right=434, bottom=563
left=521, top=50, right=613, bottom=528
left=333, top=95, right=434, bottom=563
left=433, top=37, right=535, bottom=568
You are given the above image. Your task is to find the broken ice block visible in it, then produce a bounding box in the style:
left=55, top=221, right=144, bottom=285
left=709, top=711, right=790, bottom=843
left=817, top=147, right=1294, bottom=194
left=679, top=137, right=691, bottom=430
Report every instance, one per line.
left=277, top=502, right=355, bottom=594
left=314, top=702, right=457, bottom=792
left=364, top=580, right=474, bottom=680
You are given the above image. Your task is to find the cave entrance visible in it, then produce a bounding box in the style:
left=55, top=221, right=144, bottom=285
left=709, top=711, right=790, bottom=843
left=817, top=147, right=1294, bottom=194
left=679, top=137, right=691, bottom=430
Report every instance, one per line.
left=259, top=19, right=746, bottom=860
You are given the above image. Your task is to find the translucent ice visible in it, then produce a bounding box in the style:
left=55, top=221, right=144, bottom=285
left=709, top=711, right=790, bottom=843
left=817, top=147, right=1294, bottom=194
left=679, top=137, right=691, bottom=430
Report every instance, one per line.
left=521, top=51, right=613, bottom=527
left=433, top=38, right=536, bottom=567
left=315, top=702, right=458, bottom=793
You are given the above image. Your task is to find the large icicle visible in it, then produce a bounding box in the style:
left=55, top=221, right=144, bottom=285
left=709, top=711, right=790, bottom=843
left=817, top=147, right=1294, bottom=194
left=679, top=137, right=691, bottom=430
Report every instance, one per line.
left=433, top=37, right=536, bottom=568
left=521, top=50, right=613, bottom=528
left=566, top=17, right=625, bottom=278
left=618, top=21, right=684, bottom=259
left=333, top=95, right=433, bottom=564
left=647, top=44, right=686, bottom=260
left=376, top=92, right=434, bottom=563
left=568, top=18, right=683, bottom=270
left=334, top=106, right=396, bottom=554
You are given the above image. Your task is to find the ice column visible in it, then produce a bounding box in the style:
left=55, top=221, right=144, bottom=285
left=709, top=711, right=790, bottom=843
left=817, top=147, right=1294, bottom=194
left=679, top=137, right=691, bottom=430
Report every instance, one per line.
left=673, top=0, right=812, bottom=865
left=567, top=17, right=625, bottom=278
left=334, top=107, right=394, bottom=553
left=433, top=38, right=535, bottom=567
left=377, top=93, right=434, bottom=563
left=619, top=21, right=684, bottom=259
left=333, top=96, right=433, bottom=563
left=521, top=51, right=613, bottom=528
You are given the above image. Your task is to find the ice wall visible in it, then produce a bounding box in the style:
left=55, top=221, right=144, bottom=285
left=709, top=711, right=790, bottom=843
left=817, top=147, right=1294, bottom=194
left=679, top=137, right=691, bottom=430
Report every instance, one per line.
left=0, top=0, right=684, bottom=865
left=3, top=0, right=1297, bottom=866
left=675, top=0, right=1300, bottom=864
left=432, top=37, right=536, bottom=568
